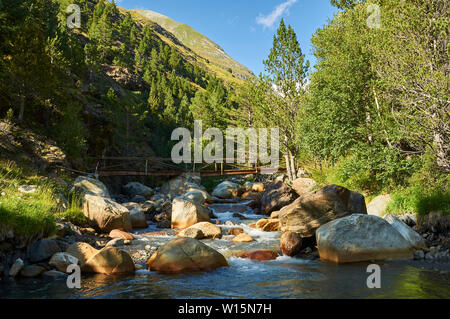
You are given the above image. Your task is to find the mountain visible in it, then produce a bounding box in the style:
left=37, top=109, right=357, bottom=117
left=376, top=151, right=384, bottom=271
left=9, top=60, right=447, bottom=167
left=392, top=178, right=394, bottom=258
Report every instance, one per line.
left=131, top=9, right=254, bottom=83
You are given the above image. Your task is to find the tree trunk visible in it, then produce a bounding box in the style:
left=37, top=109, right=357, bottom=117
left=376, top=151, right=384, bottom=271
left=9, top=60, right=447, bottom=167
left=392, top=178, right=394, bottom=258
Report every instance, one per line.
left=285, top=153, right=293, bottom=181
left=289, top=150, right=297, bottom=180
left=434, top=130, right=449, bottom=172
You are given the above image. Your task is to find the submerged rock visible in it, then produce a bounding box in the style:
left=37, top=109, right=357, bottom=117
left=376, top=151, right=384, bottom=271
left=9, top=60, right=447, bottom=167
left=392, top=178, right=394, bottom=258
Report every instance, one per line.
left=316, top=214, right=414, bottom=263
left=236, top=249, right=278, bottom=261
left=147, top=238, right=228, bottom=274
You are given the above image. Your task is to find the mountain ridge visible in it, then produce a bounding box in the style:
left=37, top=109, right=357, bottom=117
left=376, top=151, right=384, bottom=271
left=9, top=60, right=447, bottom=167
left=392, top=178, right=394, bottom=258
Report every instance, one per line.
left=131, top=9, right=254, bottom=82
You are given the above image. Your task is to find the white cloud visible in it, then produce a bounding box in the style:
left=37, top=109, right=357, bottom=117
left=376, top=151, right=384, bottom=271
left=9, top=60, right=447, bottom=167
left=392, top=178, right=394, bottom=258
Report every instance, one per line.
left=256, top=0, right=297, bottom=29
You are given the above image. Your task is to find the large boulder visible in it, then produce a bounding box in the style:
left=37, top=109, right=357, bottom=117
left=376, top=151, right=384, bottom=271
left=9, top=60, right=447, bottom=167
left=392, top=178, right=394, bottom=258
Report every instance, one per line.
left=367, top=194, right=392, bottom=217
left=212, top=181, right=242, bottom=199
left=384, top=214, right=427, bottom=250
left=261, top=181, right=297, bottom=215
left=316, top=214, right=414, bottom=263
left=278, top=185, right=367, bottom=237
left=129, top=207, right=148, bottom=228
left=70, top=176, right=110, bottom=198
left=147, top=238, right=228, bottom=274
left=123, top=182, right=154, bottom=198
left=171, top=197, right=210, bottom=229
left=83, top=246, right=135, bottom=274
left=291, top=178, right=317, bottom=196
left=66, top=242, right=100, bottom=267
left=280, top=231, right=302, bottom=257
left=83, top=194, right=132, bottom=233
left=28, top=239, right=61, bottom=263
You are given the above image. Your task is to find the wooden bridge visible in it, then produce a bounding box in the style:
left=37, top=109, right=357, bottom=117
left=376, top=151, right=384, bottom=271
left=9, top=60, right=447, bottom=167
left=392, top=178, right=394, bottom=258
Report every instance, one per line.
left=93, top=157, right=286, bottom=177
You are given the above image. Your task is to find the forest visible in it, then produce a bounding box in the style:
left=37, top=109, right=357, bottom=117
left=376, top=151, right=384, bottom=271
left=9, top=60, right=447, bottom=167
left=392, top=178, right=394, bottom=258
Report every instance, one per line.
left=0, top=0, right=448, bottom=219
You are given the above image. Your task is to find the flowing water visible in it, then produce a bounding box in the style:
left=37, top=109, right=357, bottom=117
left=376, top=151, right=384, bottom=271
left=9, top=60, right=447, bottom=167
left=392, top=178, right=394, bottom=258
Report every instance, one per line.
left=1, top=201, right=449, bottom=299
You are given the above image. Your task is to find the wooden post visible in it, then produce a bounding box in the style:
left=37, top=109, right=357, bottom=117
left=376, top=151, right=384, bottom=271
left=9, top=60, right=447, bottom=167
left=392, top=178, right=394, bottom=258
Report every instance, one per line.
left=145, top=160, right=148, bottom=175
left=221, top=162, right=223, bottom=175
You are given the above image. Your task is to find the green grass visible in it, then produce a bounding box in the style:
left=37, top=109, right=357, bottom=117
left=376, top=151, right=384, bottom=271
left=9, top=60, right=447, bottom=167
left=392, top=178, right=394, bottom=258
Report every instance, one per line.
left=0, top=160, right=69, bottom=238
left=56, top=207, right=88, bottom=227
left=386, top=185, right=450, bottom=216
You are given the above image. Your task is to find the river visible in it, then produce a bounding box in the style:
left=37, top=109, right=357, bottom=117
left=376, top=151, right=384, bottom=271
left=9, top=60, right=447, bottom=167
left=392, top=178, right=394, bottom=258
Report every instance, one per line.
left=1, top=201, right=449, bottom=299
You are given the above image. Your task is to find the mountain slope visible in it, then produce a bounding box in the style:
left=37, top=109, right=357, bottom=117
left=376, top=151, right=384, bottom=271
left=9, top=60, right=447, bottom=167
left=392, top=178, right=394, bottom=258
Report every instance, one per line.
left=132, top=9, right=254, bottom=82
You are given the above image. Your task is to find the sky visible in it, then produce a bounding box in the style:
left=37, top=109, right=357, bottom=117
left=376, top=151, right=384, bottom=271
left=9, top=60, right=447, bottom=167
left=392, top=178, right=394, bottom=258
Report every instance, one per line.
left=115, top=0, right=338, bottom=75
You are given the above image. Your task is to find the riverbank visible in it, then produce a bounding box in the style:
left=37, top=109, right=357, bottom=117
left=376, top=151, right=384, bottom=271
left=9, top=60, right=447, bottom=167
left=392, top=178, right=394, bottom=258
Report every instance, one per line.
left=1, top=170, right=449, bottom=299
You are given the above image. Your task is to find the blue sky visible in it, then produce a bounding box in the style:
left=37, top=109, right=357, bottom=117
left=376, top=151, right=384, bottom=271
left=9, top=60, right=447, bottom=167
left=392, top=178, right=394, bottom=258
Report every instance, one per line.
left=116, top=0, right=338, bottom=75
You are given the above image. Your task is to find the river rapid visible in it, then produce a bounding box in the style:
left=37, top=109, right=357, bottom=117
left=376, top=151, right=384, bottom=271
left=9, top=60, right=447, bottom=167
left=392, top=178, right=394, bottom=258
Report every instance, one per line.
left=1, top=200, right=449, bottom=299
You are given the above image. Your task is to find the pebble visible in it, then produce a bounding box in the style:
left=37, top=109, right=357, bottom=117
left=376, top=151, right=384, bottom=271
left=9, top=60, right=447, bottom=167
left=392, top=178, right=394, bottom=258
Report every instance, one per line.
left=123, top=240, right=131, bottom=245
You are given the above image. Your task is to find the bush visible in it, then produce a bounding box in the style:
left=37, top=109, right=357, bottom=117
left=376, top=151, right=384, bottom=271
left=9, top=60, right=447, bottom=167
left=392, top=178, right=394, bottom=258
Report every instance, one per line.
left=386, top=185, right=450, bottom=216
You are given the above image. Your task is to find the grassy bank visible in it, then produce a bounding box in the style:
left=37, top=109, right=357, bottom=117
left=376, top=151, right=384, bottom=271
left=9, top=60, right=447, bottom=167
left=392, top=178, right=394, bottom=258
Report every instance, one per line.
left=0, top=160, right=86, bottom=240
